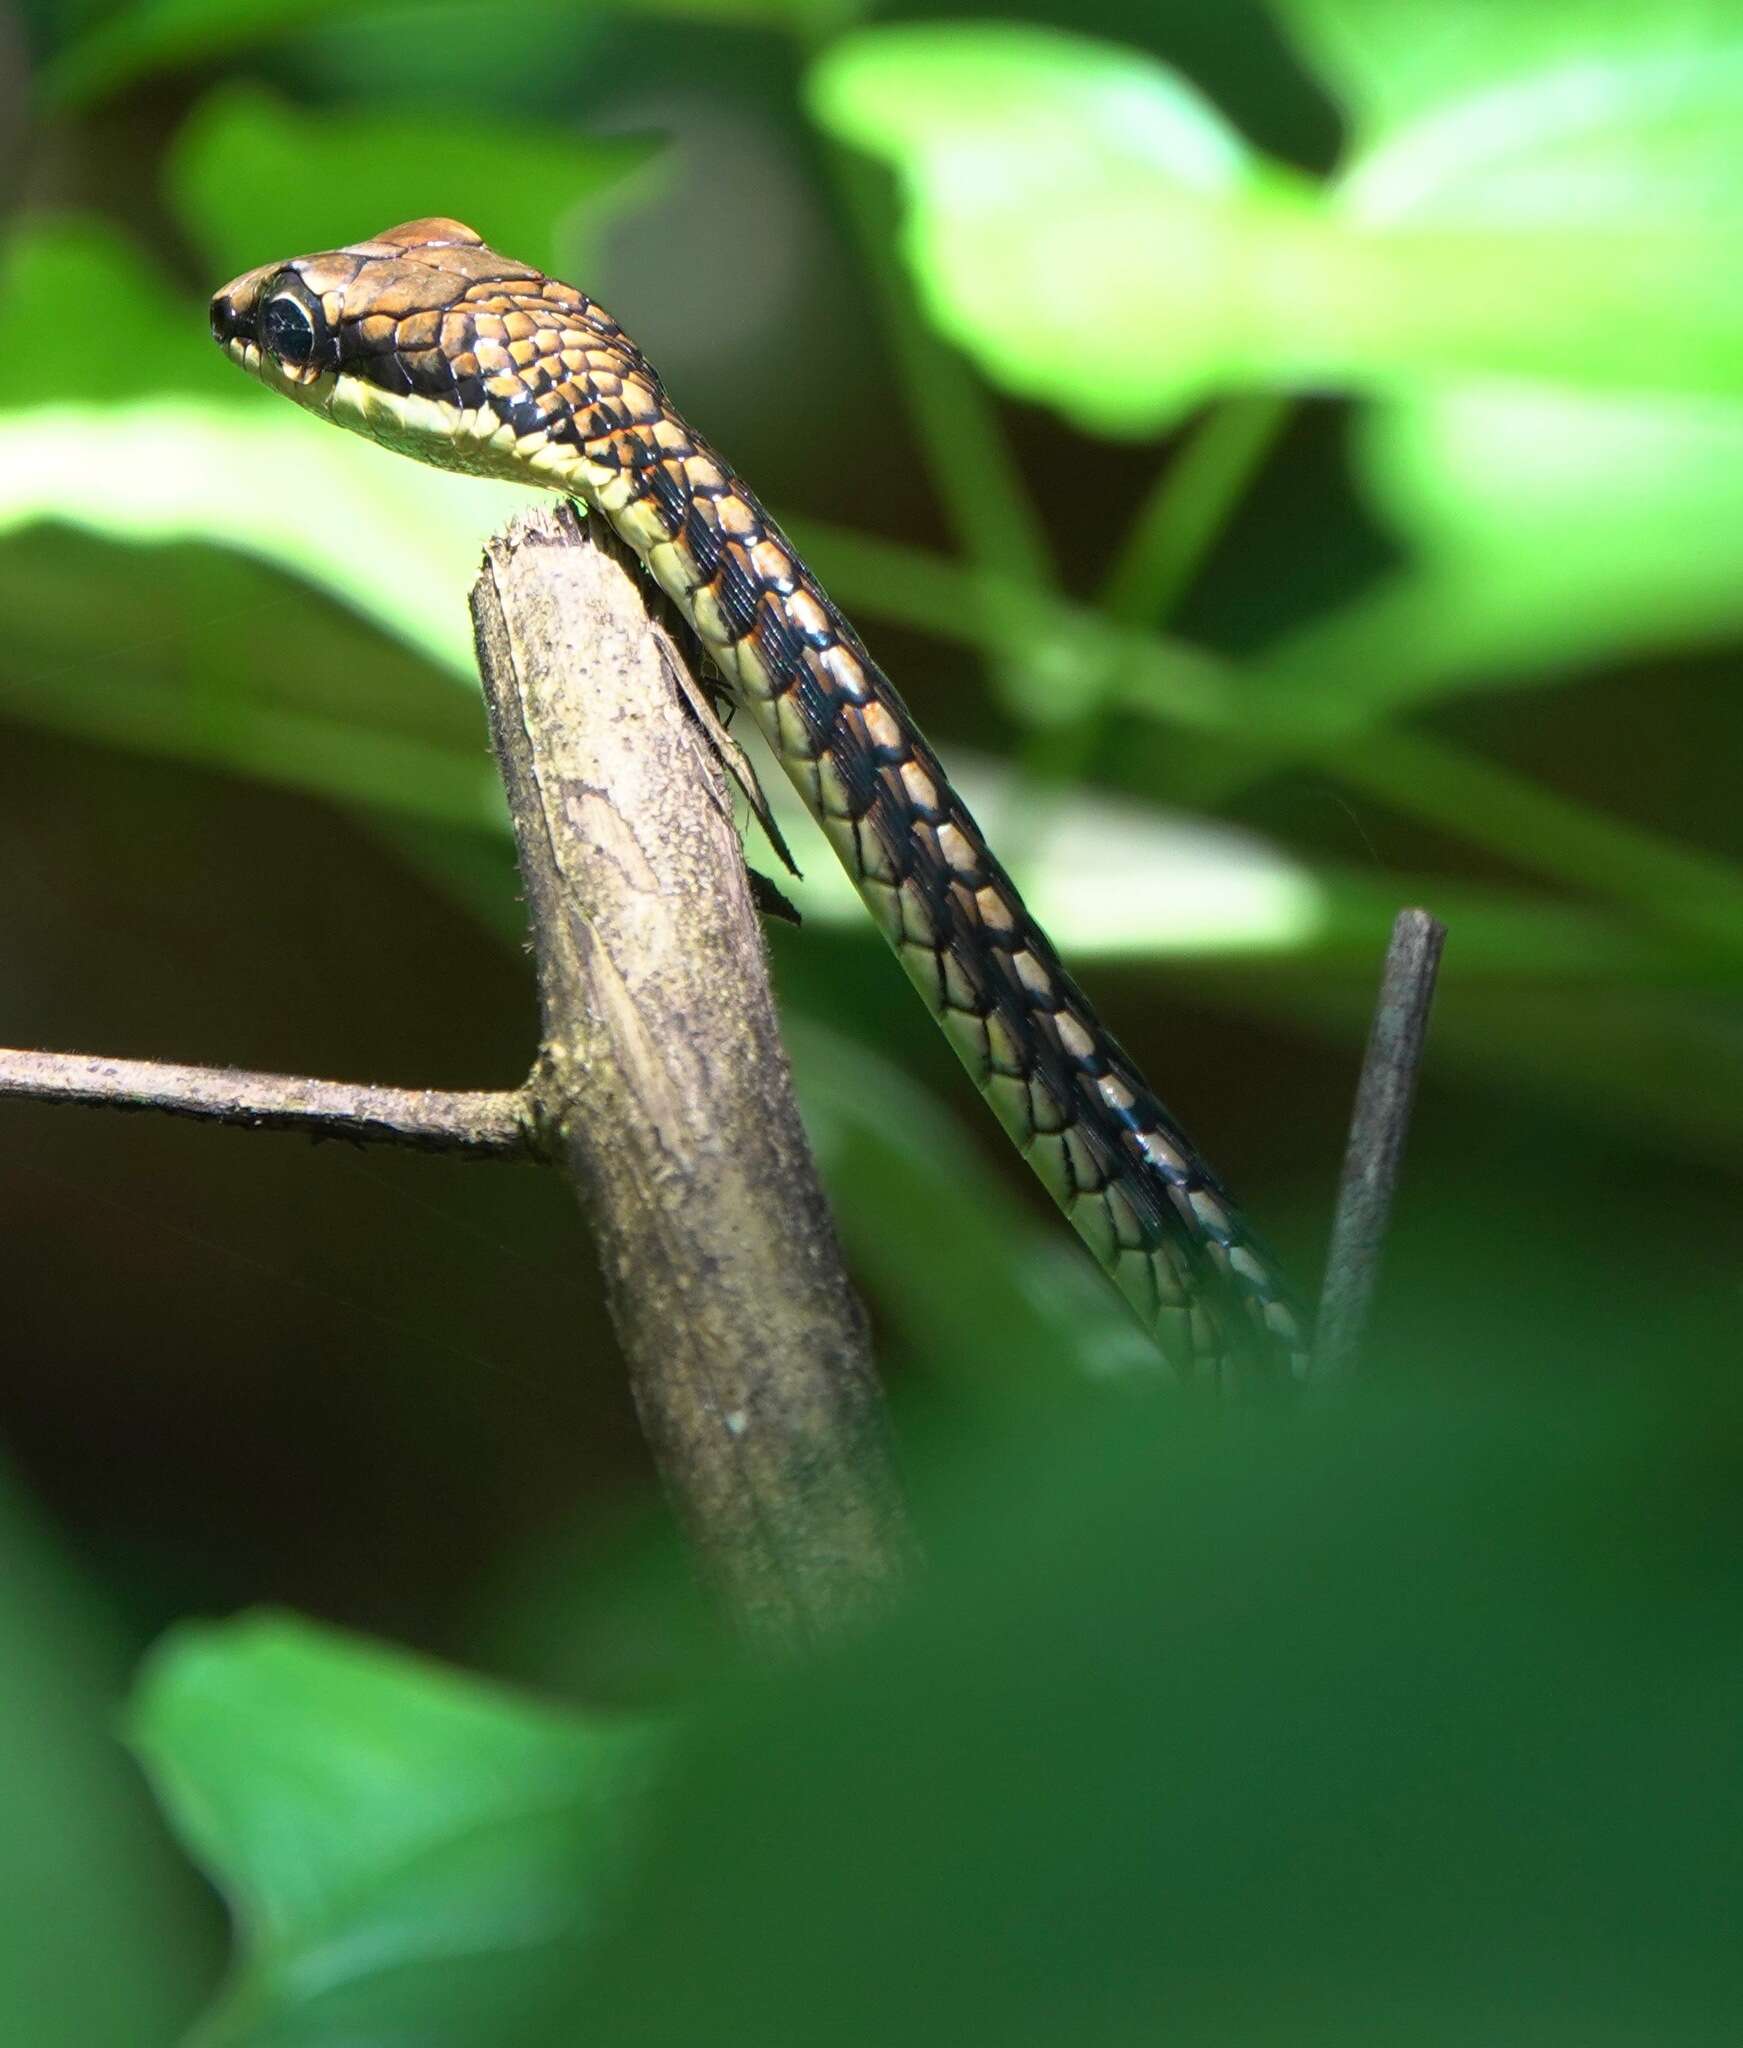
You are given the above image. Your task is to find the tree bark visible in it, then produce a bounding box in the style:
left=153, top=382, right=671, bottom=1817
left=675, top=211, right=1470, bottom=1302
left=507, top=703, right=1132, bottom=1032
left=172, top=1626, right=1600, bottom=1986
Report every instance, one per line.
left=471, top=503, right=910, bottom=1643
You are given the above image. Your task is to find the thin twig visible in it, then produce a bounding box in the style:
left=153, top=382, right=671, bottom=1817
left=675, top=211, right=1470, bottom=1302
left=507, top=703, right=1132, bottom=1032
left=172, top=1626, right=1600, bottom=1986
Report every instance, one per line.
left=471, top=503, right=911, bottom=1643
left=1313, top=907, right=1448, bottom=1381
left=0, top=1045, right=533, bottom=1157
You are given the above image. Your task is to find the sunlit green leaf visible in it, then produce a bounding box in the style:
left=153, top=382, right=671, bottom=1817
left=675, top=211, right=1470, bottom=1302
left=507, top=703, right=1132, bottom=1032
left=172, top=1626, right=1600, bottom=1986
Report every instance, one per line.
left=0, top=393, right=529, bottom=675
left=1259, top=384, right=1743, bottom=714
left=809, top=12, right=1743, bottom=425
left=1285, top=0, right=1740, bottom=184
left=812, top=10, right=1743, bottom=689
left=1274, top=0, right=1743, bottom=686
left=808, top=25, right=1313, bottom=435
left=129, top=1611, right=660, bottom=2046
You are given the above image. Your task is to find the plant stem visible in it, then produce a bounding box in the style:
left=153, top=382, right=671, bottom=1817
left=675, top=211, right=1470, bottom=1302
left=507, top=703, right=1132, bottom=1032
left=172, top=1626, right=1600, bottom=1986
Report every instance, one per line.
left=0, top=1047, right=532, bottom=1155
left=1313, top=908, right=1447, bottom=1380
left=822, top=148, right=1057, bottom=601
left=1099, top=394, right=1292, bottom=627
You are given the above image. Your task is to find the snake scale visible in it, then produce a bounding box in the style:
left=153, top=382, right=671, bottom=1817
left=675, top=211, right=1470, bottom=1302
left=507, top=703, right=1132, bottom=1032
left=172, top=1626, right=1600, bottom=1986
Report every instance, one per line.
left=212, top=218, right=1306, bottom=1381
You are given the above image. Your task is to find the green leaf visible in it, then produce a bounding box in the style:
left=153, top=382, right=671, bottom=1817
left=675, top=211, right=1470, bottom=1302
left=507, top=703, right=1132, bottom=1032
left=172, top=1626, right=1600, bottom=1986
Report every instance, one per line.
left=129, top=1612, right=662, bottom=2046
left=1261, top=383, right=1743, bottom=714
left=44, top=0, right=365, bottom=106
left=811, top=11, right=1743, bottom=688
left=44, top=0, right=856, bottom=106
left=574, top=1384, right=1743, bottom=2044
left=1287, top=0, right=1741, bottom=178
left=1282, top=0, right=1743, bottom=684
left=170, top=84, right=657, bottom=289
left=0, top=221, right=209, bottom=408
left=808, top=11, right=1743, bottom=424
left=0, top=388, right=530, bottom=677
left=0, top=1459, right=214, bottom=2046
left=808, top=25, right=1313, bottom=436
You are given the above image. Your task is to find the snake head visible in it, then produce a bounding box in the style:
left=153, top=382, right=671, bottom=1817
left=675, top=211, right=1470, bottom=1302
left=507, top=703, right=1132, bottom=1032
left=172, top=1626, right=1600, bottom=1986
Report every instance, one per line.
left=210, top=218, right=500, bottom=409
left=207, top=218, right=636, bottom=482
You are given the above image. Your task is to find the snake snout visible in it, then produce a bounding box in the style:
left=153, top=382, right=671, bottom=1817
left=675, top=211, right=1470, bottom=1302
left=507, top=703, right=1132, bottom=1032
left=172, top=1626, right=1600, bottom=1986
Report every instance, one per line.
left=208, top=261, right=282, bottom=356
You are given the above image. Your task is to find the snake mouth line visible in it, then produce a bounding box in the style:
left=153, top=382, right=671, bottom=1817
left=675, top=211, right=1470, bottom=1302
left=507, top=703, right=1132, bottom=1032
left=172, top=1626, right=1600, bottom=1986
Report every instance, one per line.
left=222, top=329, right=571, bottom=482
left=224, top=335, right=335, bottom=410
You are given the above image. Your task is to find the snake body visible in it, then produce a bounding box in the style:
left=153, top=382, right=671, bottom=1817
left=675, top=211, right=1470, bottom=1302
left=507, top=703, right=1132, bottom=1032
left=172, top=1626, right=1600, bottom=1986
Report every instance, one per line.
left=212, top=218, right=1305, bottom=1379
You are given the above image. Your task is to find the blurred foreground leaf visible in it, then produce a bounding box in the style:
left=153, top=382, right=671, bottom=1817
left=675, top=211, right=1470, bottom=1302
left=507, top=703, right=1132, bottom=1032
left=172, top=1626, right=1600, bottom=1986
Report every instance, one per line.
left=0, top=1459, right=214, bottom=2047
left=129, top=1612, right=661, bottom=2047
left=573, top=1379, right=1743, bottom=2045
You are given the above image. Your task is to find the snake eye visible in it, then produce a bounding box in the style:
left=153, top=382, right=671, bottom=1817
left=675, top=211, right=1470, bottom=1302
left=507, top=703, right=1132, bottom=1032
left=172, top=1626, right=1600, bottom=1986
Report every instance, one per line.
left=261, top=291, right=319, bottom=364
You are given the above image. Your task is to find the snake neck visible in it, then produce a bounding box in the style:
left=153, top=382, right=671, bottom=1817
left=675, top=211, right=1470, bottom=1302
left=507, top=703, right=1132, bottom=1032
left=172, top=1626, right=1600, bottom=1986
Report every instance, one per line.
left=558, top=409, right=1304, bottom=1382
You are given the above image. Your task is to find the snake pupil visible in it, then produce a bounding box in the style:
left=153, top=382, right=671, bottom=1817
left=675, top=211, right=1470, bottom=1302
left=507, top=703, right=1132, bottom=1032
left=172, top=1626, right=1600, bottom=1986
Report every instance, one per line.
left=262, top=292, right=317, bottom=364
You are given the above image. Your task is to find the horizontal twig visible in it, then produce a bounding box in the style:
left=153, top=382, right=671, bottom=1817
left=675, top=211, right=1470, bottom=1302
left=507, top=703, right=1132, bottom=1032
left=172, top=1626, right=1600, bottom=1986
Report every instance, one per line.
left=0, top=1045, right=535, bottom=1158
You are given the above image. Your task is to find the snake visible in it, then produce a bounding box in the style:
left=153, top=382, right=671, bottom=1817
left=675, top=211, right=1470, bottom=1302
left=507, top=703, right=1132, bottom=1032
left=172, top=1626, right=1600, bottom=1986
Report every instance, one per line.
left=211, top=218, right=1306, bottom=1382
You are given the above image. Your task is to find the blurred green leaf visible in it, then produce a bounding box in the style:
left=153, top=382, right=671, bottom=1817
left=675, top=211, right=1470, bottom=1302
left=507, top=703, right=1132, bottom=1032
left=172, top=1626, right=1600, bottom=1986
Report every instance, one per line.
left=0, top=1459, right=214, bottom=2046
left=811, top=12, right=1743, bottom=429
left=1259, top=383, right=1743, bottom=714
left=130, top=1611, right=661, bottom=2047
left=1282, top=0, right=1743, bottom=684
left=45, top=0, right=858, bottom=107
left=170, top=84, right=657, bottom=288
left=1286, top=0, right=1740, bottom=198
left=808, top=25, right=1313, bottom=436
left=808, top=10, right=1743, bottom=682
left=571, top=1381, right=1743, bottom=2045
left=0, top=382, right=532, bottom=676
left=44, top=0, right=362, bottom=106
left=0, top=220, right=206, bottom=406
left=0, top=530, right=503, bottom=829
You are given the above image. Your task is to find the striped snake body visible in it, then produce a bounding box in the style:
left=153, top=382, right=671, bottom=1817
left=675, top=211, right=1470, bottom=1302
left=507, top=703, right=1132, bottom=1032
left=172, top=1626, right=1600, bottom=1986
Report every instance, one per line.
left=212, top=218, right=1305, bottom=1380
